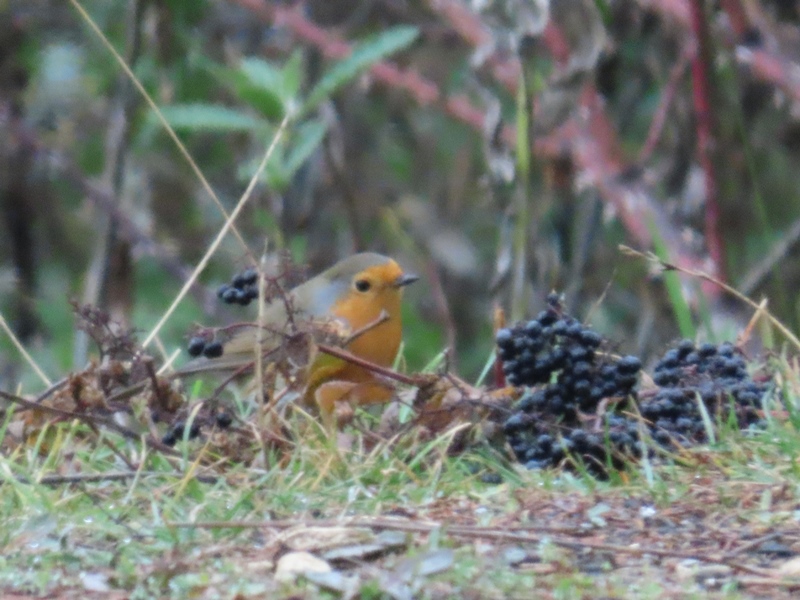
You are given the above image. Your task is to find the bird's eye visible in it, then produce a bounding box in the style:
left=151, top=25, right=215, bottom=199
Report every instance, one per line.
left=355, top=279, right=371, bottom=292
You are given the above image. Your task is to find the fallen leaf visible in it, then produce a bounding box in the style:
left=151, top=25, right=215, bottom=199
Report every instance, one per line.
left=305, top=570, right=360, bottom=597
left=393, top=548, right=455, bottom=580
left=322, top=530, right=407, bottom=562
left=777, top=556, right=800, bottom=577
left=80, top=571, right=110, bottom=593
left=274, top=551, right=331, bottom=582
left=280, top=526, right=373, bottom=552
left=502, top=546, right=528, bottom=565
left=675, top=559, right=732, bottom=588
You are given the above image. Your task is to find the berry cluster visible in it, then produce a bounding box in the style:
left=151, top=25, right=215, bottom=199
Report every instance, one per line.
left=498, top=295, right=772, bottom=476
left=217, top=267, right=259, bottom=306
left=185, top=267, right=263, bottom=358
left=497, top=295, right=644, bottom=476
left=497, top=295, right=603, bottom=387
left=641, top=340, right=767, bottom=445
left=497, top=295, right=641, bottom=416
left=504, top=409, right=644, bottom=476
left=162, top=419, right=201, bottom=446
left=161, top=411, right=234, bottom=447
left=186, top=335, right=223, bottom=359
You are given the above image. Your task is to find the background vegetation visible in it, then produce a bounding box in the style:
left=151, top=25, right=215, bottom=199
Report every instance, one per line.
left=6, top=0, right=800, bottom=384
left=3, top=0, right=800, bottom=598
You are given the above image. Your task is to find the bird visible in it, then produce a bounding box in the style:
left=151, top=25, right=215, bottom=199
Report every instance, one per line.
left=171, top=252, right=418, bottom=421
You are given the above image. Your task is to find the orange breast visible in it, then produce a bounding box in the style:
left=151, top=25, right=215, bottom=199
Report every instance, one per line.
left=333, top=289, right=403, bottom=372
left=332, top=280, right=403, bottom=384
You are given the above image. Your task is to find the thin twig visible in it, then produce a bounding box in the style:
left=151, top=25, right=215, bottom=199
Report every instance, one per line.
left=96, top=427, right=138, bottom=471
left=1, top=377, right=77, bottom=417
left=317, top=344, right=419, bottom=386
left=0, top=312, right=51, bottom=386
left=143, top=357, right=166, bottom=407
left=35, top=378, right=69, bottom=402
left=739, top=215, right=800, bottom=296
left=619, top=245, right=800, bottom=351
left=209, top=360, right=263, bottom=402
left=737, top=576, right=800, bottom=589
left=166, top=516, right=776, bottom=576
left=0, top=389, right=181, bottom=457
left=341, top=311, right=390, bottom=346
left=7, top=471, right=218, bottom=486
left=722, top=531, right=782, bottom=559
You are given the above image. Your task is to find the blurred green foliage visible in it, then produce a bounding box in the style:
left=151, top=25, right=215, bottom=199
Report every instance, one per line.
left=5, top=0, right=800, bottom=391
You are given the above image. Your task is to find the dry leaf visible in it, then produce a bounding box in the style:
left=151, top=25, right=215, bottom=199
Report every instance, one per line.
left=305, top=570, right=360, bottom=597
left=280, top=526, right=373, bottom=553
left=675, top=559, right=732, bottom=588
left=80, top=571, right=111, bottom=593
left=322, top=531, right=407, bottom=561
left=414, top=376, right=518, bottom=436
left=393, top=548, right=455, bottom=579
left=274, top=551, right=332, bottom=582
left=777, top=556, right=800, bottom=578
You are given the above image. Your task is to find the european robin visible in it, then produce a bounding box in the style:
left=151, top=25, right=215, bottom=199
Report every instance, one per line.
left=190, top=252, right=418, bottom=417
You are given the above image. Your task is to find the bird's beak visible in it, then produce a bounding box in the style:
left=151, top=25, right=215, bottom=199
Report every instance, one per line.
left=393, top=273, right=419, bottom=288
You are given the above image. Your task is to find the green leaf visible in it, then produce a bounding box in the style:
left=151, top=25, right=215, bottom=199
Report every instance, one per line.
left=233, top=120, right=326, bottom=190
left=159, top=103, right=264, bottom=132
left=283, top=119, right=328, bottom=177
left=237, top=58, right=288, bottom=119
left=302, top=25, right=418, bottom=115
left=240, top=57, right=284, bottom=93
left=282, top=50, right=304, bottom=102
left=200, top=58, right=285, bottom=120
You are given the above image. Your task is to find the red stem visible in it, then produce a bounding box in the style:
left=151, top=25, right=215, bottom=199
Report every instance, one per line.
left=719, top=0, right=749, bottom=38
left=229, top=0, right=725, bottom=299
left=689, top=0, right=727, bottom=282
left=639, top=48, right=691, bottom=165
